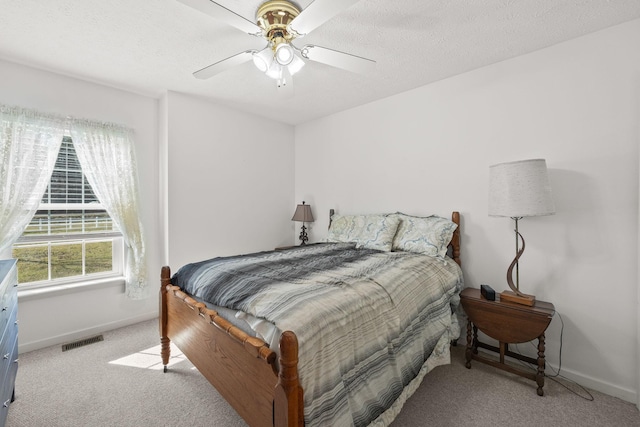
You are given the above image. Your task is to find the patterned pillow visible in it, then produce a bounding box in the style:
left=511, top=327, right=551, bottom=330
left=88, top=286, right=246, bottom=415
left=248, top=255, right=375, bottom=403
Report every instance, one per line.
left=327, top=214, right=400, bottom=252
left=390, top=213, right=458, bottom=258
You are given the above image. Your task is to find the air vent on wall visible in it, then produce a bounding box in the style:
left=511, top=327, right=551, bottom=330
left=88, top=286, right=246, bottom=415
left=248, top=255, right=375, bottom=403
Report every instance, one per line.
left=61, top=334, right=104, bottom=352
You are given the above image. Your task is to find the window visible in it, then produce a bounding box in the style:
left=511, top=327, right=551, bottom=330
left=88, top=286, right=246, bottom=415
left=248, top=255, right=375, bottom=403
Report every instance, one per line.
left=12, top=136, right=124, bottom=286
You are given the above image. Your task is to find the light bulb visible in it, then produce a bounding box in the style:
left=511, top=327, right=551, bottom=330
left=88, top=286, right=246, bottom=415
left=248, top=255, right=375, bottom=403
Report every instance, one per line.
left=275, top=43, right=294, bottom=66
left=252, top=48, right=273, bottom=73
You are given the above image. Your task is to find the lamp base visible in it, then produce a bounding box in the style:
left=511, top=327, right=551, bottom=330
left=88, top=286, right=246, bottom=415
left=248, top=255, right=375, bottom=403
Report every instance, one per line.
left=298, top=224, right=308, bottom=245
left=500, top=290, right=535, bottom=306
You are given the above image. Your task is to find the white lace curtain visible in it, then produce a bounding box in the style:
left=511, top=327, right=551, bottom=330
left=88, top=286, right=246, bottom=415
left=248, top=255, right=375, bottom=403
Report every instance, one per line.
left=70, top=121, right=147, bottom=299
left=0, top=104, right=147, bottom=299
left=0, top=105, right=65, bottom=255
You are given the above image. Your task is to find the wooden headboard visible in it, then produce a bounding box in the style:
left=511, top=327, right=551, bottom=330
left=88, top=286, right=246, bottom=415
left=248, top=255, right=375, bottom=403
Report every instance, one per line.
left=449, top=211, right=461, bottom=266
left=327, top=209, right=461, bottom=266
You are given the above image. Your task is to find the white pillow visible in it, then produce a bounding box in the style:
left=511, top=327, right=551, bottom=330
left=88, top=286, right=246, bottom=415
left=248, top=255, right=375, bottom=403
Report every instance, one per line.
left=327, top=214, right=400, bottom=252
left=390, top=213, right=457, bottom=258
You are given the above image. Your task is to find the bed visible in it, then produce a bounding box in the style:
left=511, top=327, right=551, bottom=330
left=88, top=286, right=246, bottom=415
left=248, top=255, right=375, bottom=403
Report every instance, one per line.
left=159, top=211, right=463, bottom=427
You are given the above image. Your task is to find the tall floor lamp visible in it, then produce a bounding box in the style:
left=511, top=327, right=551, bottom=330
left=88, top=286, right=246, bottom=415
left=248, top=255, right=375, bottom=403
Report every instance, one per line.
left=291, top=201, right=314, bottom=245
left=488, top=159, right=555, bottom=306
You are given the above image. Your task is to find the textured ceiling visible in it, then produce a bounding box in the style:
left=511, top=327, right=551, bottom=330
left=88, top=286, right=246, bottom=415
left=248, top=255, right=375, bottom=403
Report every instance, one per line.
left=1, top=0, right=639, bottom=125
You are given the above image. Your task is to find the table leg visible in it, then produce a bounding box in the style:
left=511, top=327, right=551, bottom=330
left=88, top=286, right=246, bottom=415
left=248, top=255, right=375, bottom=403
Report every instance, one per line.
left=465, top=318, right=472, bottom=368
left=472, top=325, right=479, bottom=355
left=536, top=333, right=546, bottom=396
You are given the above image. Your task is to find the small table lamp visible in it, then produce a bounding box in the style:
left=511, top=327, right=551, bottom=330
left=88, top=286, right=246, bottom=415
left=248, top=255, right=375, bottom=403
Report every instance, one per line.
left=291, top=201, right=314, bottom=245
left=489, top=159, right=555, bottom=306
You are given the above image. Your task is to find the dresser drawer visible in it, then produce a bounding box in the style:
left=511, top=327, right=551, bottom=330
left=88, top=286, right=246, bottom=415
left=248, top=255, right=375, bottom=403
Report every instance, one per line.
left=0, top=262, right=15, bottom=295
left=0, top=279, right=17, bottom=343
left=0, top=260, right=17, bottom=427
left=0, top=304, right=18, bottom=371
left=0, top=334, right=18, bottom=427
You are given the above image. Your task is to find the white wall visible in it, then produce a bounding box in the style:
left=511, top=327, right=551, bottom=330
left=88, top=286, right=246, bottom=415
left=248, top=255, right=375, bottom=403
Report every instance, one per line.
left=295, top=20, right=640, bottom=403
left=0, top=62, right=295, bottom=353
left=164, top=92, right=295, bottom=270
left=0, top=59, right=160, bottom=352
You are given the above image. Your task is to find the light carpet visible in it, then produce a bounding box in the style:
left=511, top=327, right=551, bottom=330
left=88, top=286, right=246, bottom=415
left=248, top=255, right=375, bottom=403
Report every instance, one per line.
left=6, top=319, right=640, bottom=426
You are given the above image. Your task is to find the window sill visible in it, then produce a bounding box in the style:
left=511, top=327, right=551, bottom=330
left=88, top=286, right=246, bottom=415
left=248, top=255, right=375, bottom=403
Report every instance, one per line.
left=17, top=276, right=126, bottom=302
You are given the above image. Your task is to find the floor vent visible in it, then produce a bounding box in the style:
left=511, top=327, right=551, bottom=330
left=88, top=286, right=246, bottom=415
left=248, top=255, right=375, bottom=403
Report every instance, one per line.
left=62, top=335, right=104, bottom=352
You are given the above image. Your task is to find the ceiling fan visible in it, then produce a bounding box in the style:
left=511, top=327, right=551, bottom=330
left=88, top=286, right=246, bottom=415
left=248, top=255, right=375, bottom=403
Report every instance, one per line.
left=178, top=0, right=376, bottom=89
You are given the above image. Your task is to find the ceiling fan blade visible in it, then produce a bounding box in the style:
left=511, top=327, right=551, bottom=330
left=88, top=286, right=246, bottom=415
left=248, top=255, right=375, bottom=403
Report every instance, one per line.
left=301, top=45, right=375, bottom=74
left=178, top=0, right=262, bottom=35
left=289, top=0, right=362, bottom=36
left=193, top=50, right=255, bottom=79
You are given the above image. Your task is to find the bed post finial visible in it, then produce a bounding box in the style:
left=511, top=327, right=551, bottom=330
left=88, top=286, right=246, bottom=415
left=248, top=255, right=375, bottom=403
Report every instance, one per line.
left=451, top=212, right=461, bottom=266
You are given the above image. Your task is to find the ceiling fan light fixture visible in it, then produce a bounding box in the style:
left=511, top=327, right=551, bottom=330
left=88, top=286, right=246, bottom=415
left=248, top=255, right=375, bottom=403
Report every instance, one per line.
left=288, top=53, right=305, bottom=75
left=252, top=47, right=273, bottom=72
left=266, top=61, right=283, bottom=80
left=275, top=43, right=294, bottom=65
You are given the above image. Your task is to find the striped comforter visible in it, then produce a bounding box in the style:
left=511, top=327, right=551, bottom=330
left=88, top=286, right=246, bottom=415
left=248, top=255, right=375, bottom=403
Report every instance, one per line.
left=172, top=242, right=464, bottom=427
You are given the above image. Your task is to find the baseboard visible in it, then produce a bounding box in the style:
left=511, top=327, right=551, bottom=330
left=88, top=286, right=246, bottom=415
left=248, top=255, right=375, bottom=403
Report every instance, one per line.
left=474, top=347, right=637, bottom=404
left=18, top=312, right=158, bottom=354
left=546, top=363, right=637, bottom=404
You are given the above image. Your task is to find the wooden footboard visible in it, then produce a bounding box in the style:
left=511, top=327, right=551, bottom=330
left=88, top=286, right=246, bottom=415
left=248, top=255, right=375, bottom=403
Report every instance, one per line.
left=159, top=266, right=303, bottom=427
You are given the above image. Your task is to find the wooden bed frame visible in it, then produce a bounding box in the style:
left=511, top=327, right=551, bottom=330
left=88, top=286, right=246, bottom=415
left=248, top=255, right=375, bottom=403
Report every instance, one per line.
left=159, top=211, right=461, bottom=427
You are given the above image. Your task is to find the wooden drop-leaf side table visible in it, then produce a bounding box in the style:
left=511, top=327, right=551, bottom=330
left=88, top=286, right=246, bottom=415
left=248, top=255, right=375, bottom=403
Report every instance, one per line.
left=460, top=287, right=555, bottom=396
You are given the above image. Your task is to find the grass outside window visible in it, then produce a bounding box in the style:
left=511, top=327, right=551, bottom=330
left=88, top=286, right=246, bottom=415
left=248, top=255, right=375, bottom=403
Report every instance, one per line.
left=13, top=240, right=114, bottom=284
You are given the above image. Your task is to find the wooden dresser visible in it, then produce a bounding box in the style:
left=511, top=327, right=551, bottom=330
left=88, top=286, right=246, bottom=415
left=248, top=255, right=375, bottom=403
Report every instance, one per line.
left=0, top=259, right=18, bottom=427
